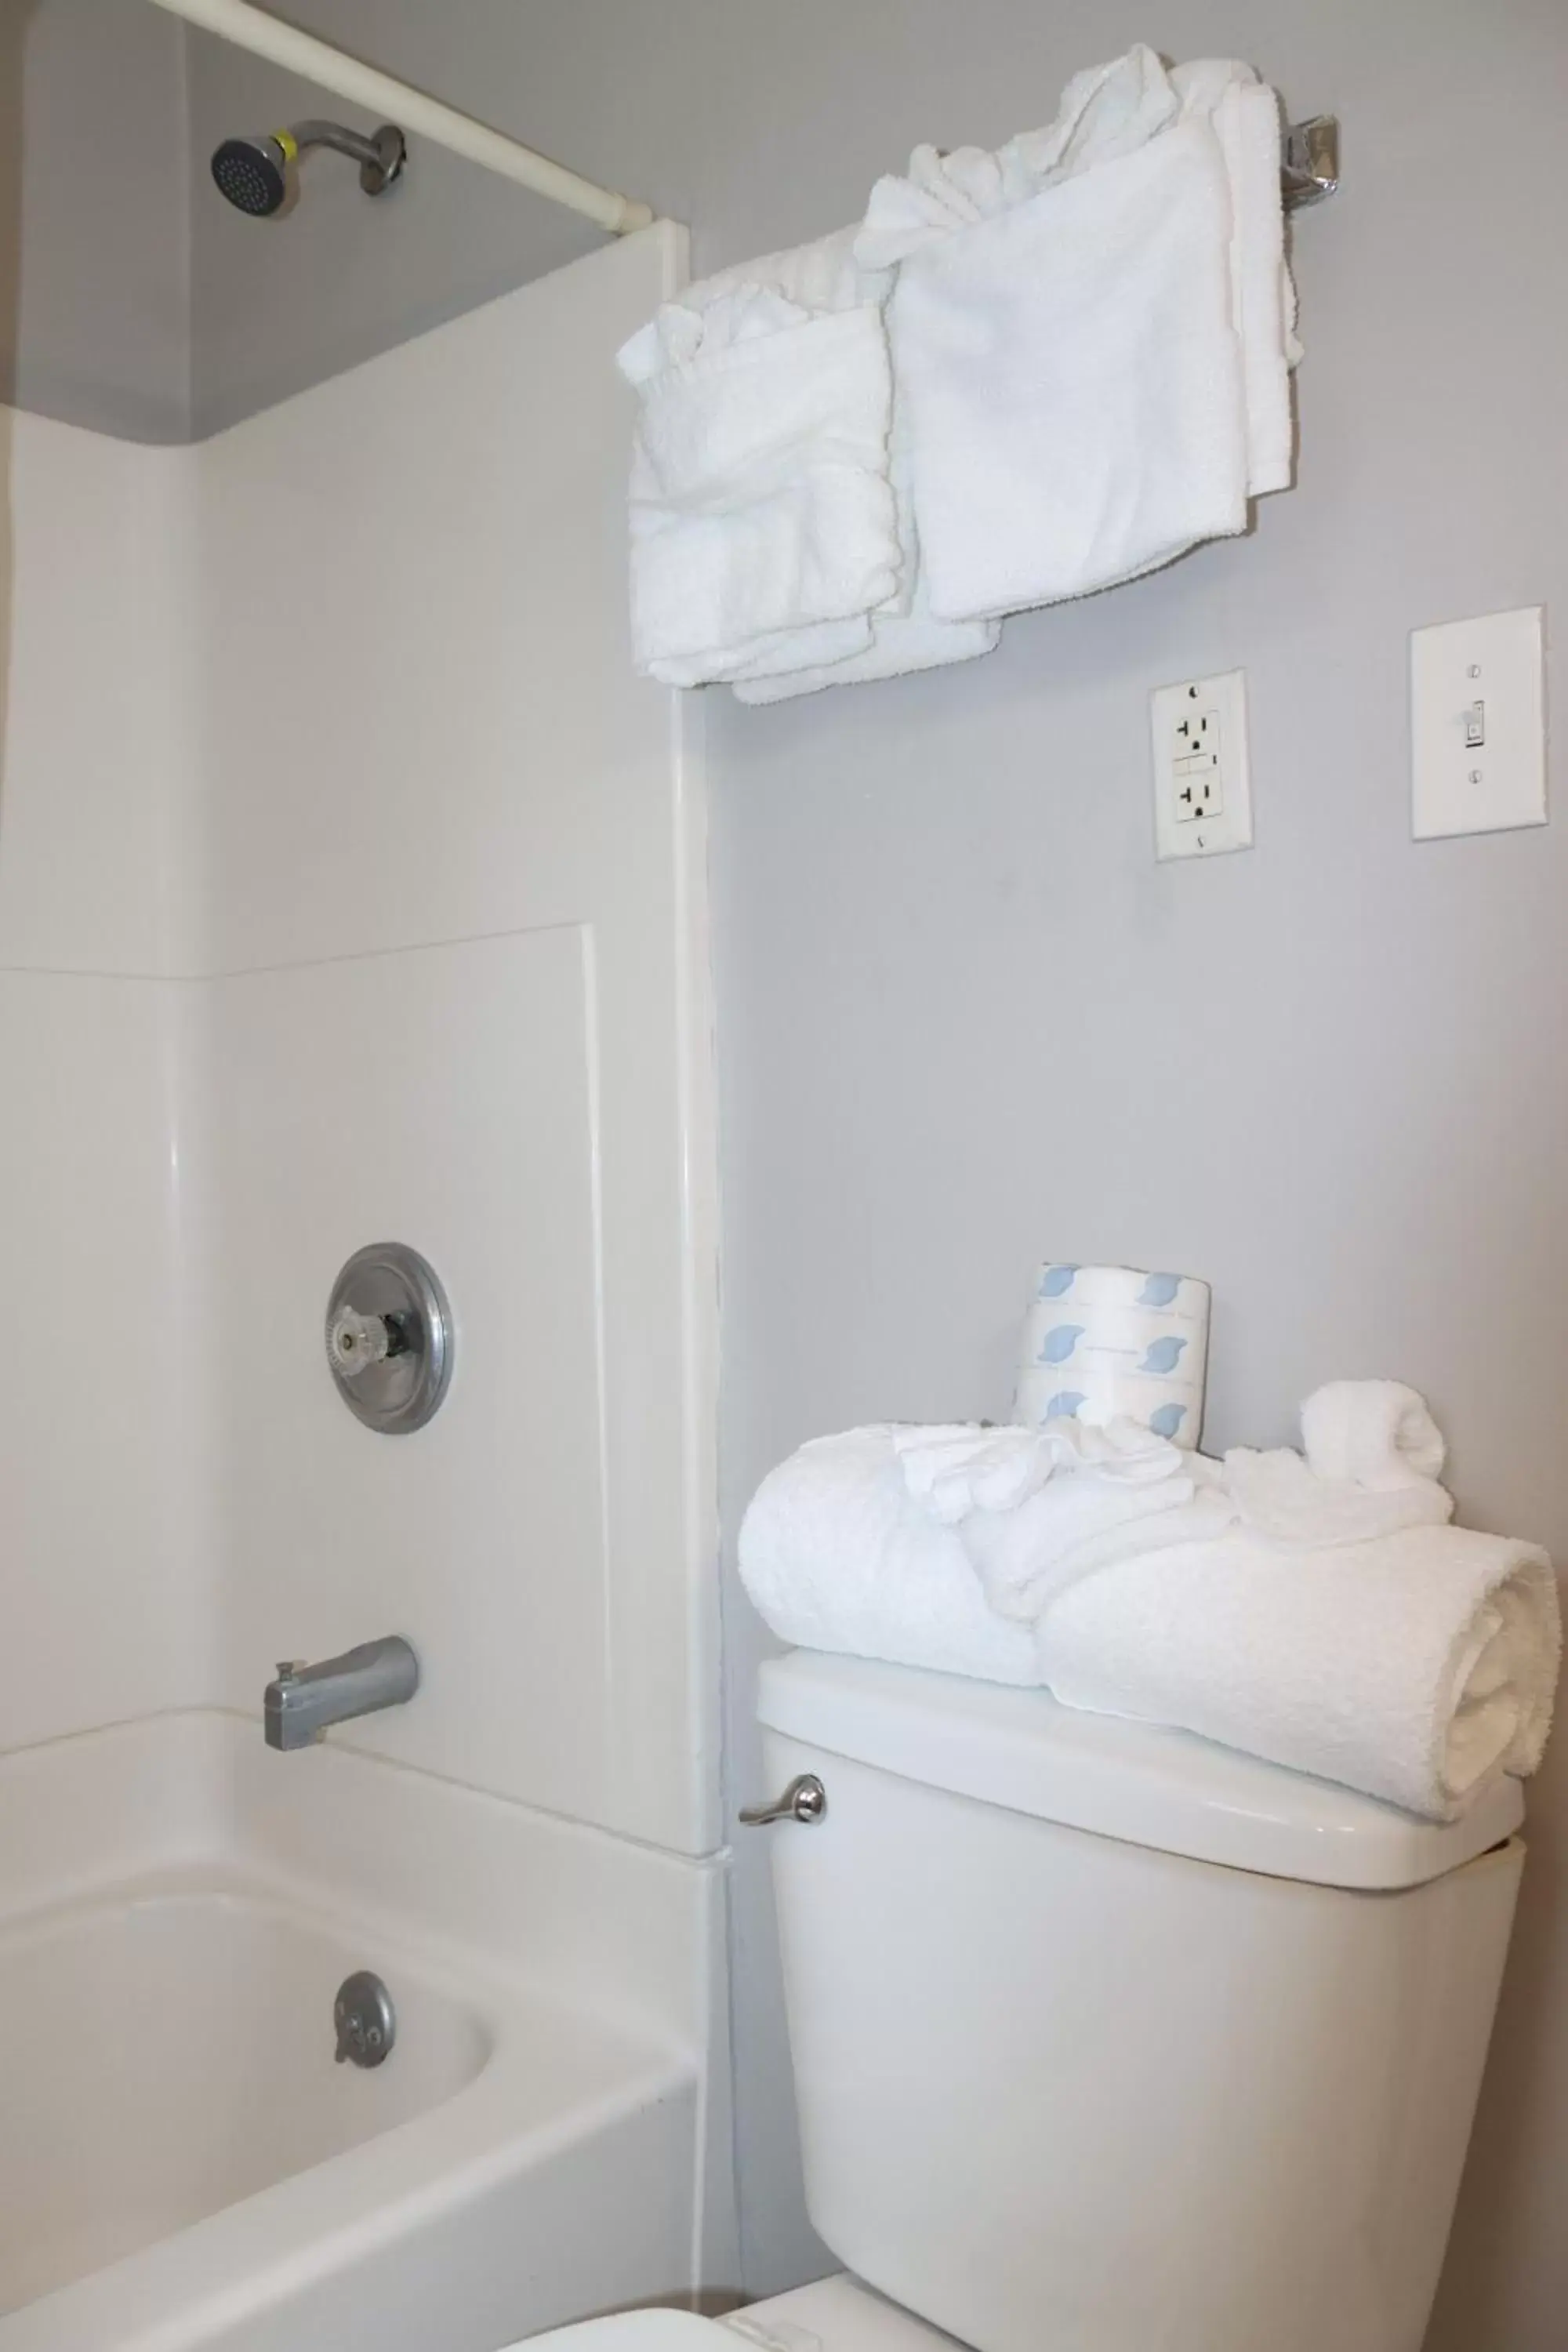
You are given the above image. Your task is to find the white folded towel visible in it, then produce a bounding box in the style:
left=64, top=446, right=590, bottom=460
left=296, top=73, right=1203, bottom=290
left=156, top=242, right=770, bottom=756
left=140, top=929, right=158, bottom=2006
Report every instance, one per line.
left=1301, top=1379, right=1448, bottom=1489
left=1035, top=1523, right=1561, bottom=1820
left=739, top=1425, right=1040, bottom=1686
left=618, top=229, right=996, bottom=696
left=855, top=46, right=1293, bottom=622
left=618, top=284, right=897, bottom=684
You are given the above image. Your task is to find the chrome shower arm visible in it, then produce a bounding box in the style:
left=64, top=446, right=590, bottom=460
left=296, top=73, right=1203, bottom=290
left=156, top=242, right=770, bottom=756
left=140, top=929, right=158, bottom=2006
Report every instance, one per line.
left=289, top=118, right=384, bottom=168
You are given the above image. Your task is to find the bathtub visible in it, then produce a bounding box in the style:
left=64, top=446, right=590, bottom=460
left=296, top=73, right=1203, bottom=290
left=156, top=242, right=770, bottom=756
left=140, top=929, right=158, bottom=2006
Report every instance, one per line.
left=0, top=1715, right=731, bottom=2352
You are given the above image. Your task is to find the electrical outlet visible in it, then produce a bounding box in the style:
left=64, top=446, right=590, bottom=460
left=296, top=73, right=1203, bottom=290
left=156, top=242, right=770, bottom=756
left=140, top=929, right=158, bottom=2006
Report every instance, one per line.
left=1152, top=670, right=1252, bottom=859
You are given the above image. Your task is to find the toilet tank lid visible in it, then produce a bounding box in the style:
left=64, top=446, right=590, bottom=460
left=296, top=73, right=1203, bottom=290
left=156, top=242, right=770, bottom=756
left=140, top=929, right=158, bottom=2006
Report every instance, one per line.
left=755, top=1651, right=1524, bottom=1890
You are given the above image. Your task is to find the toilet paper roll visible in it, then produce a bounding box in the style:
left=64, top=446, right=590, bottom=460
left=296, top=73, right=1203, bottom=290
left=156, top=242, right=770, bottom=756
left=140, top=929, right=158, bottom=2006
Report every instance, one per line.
left=1012, top=1262, right=1210, bottom=1446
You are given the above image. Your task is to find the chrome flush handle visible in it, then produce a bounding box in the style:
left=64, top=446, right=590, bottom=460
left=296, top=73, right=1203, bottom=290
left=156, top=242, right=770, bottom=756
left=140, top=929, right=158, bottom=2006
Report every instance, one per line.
left=739, top=1773, right=827, bottom=1827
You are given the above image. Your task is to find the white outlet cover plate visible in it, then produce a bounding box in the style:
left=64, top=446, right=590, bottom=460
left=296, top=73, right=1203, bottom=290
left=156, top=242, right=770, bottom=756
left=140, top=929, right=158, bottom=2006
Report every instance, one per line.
left=1411, top=605, right=1546, bottom=840
left=1150, top=668, right=1253, bottom=860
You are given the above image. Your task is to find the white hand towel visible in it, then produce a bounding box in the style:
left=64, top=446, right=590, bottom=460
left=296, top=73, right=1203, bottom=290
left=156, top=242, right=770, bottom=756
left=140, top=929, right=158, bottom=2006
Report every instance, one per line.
left=890, top=1416, right=1205, bottom=1620
left=619, top=291, right=898, bottom=684
left=1035, top=1524, right=1561, bottom=1820
left=738, top=1426, right=1040, bottom=1686
left=891, top=1415, right=1181, bottom=1524
left=732, top=350, right=1001, bottom=698
left=619, top=229, right=996, bottom=696
left=1301, top=1380, right=1448, bottom=1490
left=855, top=46, right=1294, bottom=623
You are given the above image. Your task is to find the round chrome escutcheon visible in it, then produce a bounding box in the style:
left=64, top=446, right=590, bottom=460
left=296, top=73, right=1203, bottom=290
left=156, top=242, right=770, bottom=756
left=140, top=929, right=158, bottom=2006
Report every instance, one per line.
left=325, top=1242, right=452, bottom=1435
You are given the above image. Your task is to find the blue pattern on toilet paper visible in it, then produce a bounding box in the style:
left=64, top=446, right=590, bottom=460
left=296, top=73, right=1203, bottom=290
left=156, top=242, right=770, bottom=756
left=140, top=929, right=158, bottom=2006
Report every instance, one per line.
left=1139, top=1336, right=1189, bottom=1376
left=1044, top=1391, right=1087, bottom=1421
left=1037, top=1265, right=1080, bottom=1299
left=1149, top=1403, right=1188, bottom=1439
left=1036, top=1324, right=1085, bottom=1366
left=1136, top=1272, right=1182, bottom=1308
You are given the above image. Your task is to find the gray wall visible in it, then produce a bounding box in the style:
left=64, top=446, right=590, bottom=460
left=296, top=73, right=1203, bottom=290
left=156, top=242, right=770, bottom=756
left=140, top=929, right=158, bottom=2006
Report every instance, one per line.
left=2, top=0, right=191, bottom=441
left=13, top=0, right=1568, bottom=2342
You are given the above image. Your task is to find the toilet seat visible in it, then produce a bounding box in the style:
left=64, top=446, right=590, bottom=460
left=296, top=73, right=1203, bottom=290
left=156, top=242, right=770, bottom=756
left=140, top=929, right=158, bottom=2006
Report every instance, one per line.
left=503, top=2274, right=965, bottom=2350
left=507, top=2320, right=723, bottom=2351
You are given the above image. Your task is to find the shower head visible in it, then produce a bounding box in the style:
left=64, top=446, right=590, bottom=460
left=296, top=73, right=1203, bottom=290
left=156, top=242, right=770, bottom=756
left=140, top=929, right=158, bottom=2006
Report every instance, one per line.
left=210, top=120, right=406, bottom=217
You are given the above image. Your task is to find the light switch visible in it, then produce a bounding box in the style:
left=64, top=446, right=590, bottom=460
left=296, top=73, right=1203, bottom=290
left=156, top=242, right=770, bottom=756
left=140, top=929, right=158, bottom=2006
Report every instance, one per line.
left=1411, top=607, right=1546, bottom=840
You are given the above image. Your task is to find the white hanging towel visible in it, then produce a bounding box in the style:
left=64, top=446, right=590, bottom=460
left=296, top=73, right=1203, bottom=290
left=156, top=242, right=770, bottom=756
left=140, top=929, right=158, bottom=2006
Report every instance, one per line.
left=855, top=46, right=1297, bottom=622
left=617, top=230, right=997, bottom=695
left=1035, top=1523, right=1561, bottom=1821
left=1174, top=60, right=1299, bottom=495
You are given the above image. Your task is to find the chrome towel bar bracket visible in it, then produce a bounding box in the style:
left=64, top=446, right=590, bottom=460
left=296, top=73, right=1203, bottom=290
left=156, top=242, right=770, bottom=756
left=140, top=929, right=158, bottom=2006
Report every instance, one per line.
left=1283, top=115, right=1339, bottom=211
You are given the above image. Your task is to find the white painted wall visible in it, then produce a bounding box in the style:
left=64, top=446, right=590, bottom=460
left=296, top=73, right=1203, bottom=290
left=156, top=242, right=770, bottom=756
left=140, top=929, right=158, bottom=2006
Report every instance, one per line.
left=0, top=0, right=192, bottom=442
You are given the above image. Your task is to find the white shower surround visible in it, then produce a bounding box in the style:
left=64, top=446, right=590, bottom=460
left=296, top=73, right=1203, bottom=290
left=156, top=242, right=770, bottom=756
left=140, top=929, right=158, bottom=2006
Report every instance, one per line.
left=0, top=222, right=730, bottom=2336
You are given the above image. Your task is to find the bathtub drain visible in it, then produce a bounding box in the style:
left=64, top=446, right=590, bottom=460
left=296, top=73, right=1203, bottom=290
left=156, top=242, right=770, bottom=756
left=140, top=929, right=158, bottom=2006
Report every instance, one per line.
left=333, top=1969, right=396, bottom=2067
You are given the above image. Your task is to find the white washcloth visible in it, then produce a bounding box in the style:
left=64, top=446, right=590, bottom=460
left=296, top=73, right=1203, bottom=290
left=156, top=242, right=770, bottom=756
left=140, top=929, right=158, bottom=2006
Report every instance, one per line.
left=1301, top=1379, right=1448, bottom=1490
left=1225, top=1445, right=1454, bottom=1546
left=1226, top=1381, right=1452, bottom=1544
left=619, top=230, right=996, bottom=695
left=739, top=1426, right=1040, bottom=1686
left=1036, top=1523, right=1561, bottom=1820
left=855, top=46, right=1292, bottom=621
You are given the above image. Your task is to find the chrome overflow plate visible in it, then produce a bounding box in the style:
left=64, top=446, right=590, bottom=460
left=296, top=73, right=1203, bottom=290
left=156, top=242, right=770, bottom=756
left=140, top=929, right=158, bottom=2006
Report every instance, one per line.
left=334, top=1969, right=396, bottom=2067
left=325, top=1242, right=452, bottom=1434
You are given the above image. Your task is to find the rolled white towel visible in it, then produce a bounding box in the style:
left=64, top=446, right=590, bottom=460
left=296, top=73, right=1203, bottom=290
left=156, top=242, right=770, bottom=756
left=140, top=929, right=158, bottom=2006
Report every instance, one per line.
left=1035, top=1523, right=1561, bottom=1820
left=1301, top=1379, right=1448, bottom=1490
left=738, top=1426, right=1040, bottom=1686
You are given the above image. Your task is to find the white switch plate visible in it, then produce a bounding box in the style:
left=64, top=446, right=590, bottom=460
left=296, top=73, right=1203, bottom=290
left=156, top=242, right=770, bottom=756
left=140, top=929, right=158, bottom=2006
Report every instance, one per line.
left=1151, top=670, right=1252, bottom=859
left=1411, top=605, right=1546, bottom=840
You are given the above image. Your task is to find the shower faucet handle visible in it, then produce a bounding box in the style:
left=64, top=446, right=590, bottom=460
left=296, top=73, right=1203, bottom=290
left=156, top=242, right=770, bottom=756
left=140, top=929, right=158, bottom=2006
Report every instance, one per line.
left=328, top=1304, right=396, bottom=1378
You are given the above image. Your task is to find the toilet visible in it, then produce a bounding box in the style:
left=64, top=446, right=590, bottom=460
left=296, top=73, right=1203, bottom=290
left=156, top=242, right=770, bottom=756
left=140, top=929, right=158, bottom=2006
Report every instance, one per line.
left=523, top=1649, right=1526, bottom=2352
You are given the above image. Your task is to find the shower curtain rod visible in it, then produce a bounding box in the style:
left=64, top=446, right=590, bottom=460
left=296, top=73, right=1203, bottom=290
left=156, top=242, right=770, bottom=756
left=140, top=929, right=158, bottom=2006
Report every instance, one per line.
left=142, top=0, right=656, bottom=235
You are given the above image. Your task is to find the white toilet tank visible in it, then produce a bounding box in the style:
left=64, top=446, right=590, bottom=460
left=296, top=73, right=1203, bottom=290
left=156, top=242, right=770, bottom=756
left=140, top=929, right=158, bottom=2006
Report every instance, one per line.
left=756, top=1651, right=1525, bottom=2352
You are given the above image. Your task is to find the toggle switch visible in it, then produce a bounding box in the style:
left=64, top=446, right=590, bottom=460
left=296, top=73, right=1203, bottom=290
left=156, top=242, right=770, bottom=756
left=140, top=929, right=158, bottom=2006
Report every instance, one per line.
left=1411, top=607, right=1545, bottom=840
